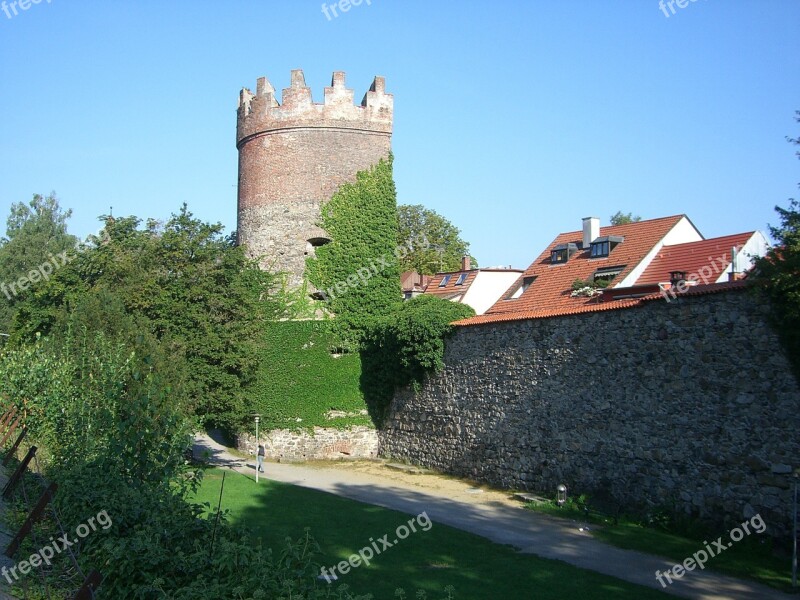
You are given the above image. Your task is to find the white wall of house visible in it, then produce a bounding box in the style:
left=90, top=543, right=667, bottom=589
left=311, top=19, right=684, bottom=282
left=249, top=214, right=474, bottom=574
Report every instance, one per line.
left=714, top=231, right=770, bottom=282
left=461, top=270, right=523, bottom=315
left=618, top=216, right=703, bottom=287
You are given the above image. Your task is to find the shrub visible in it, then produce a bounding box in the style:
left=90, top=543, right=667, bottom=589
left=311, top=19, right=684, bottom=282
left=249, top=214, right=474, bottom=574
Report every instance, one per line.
left=361, top=295, right=474, bottom=424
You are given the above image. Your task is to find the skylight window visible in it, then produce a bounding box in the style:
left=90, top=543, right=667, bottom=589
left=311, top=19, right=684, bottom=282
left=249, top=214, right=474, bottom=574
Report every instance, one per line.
left=438, top=275, right=452, bottom=287
left=455, top=273, right=468, bottom=286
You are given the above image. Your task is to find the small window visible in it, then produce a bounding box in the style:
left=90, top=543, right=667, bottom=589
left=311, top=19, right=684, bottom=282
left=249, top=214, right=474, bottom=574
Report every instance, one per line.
left=593, top=266, right=625, bottom=287
left=590, top=241, right=610, bottom=258
left=508, top=276, right=536, bottom=299
left=438, top=275, right=452, bottom=287
left=590, top=236, right=624, bottom=258
left=551, top=242, right=578, bottom=264
left=455, top=273, right=468, bottom=286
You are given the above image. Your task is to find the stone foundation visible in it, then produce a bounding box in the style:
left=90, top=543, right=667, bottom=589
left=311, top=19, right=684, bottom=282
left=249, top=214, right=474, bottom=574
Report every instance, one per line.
left=238, top=426, right=378, bottom=462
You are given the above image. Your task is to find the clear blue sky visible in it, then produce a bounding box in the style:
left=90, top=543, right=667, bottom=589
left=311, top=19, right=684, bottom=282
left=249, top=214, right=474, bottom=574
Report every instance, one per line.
left=1, top=0, right=798, bottom=269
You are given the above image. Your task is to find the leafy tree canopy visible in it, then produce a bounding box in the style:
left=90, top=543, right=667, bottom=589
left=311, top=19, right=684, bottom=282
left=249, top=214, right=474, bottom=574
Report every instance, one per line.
left=609, top=211, right=642, bottom=225
left=8, top=202, right=279, bottom=429
left=752, top=111, right=800, bottom=376
left=398, top=204, right=474, bottom=275
left=0, top=193, right=78, bottom=331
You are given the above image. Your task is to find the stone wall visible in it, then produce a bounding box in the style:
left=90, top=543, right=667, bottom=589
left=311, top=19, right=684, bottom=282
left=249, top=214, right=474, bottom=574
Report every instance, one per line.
left=238, top=426, right=378, bottom=462
left=379, top=290, right=800, bottom=537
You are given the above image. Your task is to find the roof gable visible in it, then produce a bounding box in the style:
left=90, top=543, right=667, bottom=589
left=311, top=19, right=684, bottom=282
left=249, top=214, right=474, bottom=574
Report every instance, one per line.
left=636, top=232, right=756, bottom=286
left=487, top=215, right=686, bottom=315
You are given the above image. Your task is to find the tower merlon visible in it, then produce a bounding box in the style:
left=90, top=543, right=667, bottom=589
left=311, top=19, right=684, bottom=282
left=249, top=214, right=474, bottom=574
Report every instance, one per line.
left=361, top=75, right=392, bottom=114
left=236, top=70, right=393, bottom=147
left=324, top=71, right=354, bottom=106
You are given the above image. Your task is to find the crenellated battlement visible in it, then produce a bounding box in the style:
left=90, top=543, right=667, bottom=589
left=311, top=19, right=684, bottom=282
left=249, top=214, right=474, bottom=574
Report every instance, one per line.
left=236, top=69, right=393, bottom=148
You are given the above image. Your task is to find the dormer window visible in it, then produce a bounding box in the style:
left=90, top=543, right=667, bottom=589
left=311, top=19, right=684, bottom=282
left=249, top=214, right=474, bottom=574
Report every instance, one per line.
left=590, top=235, right=624, bottom=258
left=551, top=243, right=579, bottom=264
left=507, top=276, right=536, bottom=299
left=455, top=273, right=468, bottom=286
left=438, top=275, right=452, bottom=287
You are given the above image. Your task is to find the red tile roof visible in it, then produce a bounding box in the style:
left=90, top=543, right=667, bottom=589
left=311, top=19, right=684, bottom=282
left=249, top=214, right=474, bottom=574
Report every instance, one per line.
left=636, top=232, right=755, bottom=286
left=425, top=270, right=479, bottom=296
left=454, top=280, right=749, bottom=327
left=401, top=271, right=431, bottom=293
left=486, top=215, right=686, bottom=316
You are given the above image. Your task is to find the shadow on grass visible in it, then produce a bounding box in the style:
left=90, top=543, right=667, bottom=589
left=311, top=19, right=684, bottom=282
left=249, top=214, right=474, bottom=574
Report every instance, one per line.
left=195, top=468, right=678, bottom=600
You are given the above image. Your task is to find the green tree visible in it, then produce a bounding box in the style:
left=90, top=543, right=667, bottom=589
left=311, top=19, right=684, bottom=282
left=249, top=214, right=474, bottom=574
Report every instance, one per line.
left=751, top=111, right=800, bottom=376
left=0, top=193, right=78, bottom=331
left=11, top=204, right=279, bottom=429
left=609, top=211, right=642, bottom=225
left=306, top=157, right=402, bottom=345
left=398, top=204, right=473, bottom=274
left=0, top=332, right=375, bottom=599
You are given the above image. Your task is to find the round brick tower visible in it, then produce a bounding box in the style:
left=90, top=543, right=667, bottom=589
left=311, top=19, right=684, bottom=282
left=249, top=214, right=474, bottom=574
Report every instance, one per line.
left=236, top=69, right=393, bottom=287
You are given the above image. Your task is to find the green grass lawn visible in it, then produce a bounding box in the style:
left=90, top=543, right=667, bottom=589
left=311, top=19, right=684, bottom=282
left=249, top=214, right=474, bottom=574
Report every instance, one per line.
left=526, top=501, right=796, bottom=593
left=192, top=468, right=672, bottom=600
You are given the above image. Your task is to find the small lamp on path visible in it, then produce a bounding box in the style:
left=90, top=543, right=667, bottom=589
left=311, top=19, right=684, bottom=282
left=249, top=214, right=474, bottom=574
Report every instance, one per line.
left=557, top=484, right=567, bottom=507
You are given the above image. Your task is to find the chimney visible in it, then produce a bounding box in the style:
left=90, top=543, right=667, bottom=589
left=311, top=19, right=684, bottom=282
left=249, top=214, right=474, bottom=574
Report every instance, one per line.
left=728, top=246, right=738, bottom=281
left=582, top=217, right=600, bottom=249
left=669, top=270, right=687, bottom=288
left=461, top=255, right=471, bottom=271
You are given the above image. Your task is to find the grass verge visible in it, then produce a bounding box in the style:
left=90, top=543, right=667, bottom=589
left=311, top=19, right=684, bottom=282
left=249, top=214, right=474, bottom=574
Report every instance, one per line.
left=526, top=499, right=795, bottom=593
left=192, top=468, right=672, bottom=600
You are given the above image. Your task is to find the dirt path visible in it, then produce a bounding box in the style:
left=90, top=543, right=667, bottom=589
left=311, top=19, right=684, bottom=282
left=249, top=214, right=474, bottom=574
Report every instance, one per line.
left=194, top=432, right=796, bottom=600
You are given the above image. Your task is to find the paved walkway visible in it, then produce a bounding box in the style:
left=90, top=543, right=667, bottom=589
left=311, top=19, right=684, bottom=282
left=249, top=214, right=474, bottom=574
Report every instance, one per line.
left=193, top=433, right=796, bottom=600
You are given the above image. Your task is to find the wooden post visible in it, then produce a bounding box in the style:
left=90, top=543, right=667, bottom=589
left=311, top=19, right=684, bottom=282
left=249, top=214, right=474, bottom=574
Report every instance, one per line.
left=4, top=482, right=57, bottom=558
left=72, top=570, right=103, bottom=599
left=2, top=445, right=36, bottom=500
left=2, top=428, right=27, bottom=467
left=0, top=413, right=22, bottom=447
left=0, top=406, right=17, bottom=433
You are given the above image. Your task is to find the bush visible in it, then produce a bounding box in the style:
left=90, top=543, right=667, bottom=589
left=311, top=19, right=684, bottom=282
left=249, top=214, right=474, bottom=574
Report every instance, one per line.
left=361, top=295, right=474, bottom=424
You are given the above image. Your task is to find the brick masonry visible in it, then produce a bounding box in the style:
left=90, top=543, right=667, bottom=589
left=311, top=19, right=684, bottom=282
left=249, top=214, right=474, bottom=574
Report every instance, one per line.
left=236, top=69, right=393, bottom=287
left=238, top=426, right=378, bottom=462
left=379, top=290, right=800, bottom=538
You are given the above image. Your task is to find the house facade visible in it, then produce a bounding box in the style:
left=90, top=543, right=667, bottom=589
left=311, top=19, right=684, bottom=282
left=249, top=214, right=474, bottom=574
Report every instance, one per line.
left=425, top=257, right=523, bottom=315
